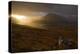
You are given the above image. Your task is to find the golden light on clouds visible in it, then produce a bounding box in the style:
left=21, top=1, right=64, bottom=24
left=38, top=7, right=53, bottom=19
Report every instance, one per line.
left=11, top=15, right=26, bottom=20
left=11, top=14, right=33, bottom=25
left=11, top=14, right=46, bottom=29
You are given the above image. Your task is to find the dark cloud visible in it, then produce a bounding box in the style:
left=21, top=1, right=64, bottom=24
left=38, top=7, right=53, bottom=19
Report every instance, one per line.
left=11, top=1, right=78, bottom=16
left=11, top=1, right=78, bottom=29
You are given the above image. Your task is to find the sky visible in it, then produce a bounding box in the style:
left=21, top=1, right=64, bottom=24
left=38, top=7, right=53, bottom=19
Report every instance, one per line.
left=11, top=1, right=77, bottom=16
left=10, top=1, right=78, bottom=29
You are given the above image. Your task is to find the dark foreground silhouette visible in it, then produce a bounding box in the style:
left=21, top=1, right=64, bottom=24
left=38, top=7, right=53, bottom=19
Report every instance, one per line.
left=9, top=23, right=77, bottom=53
